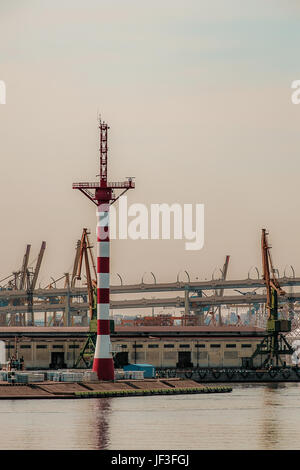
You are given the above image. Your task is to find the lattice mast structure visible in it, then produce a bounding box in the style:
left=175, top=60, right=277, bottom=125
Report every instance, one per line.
left=73, top=120, right=135, bottom=380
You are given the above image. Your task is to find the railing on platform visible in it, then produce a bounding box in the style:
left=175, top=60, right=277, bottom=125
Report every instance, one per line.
left=72, top=181, right=134, bottom=189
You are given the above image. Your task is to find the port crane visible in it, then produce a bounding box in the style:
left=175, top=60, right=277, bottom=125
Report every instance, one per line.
left=3, top=242, right=46, bottom=326
left=72, top=229, right=97, bottom=367
left=251, top=229, right=293, bottom=368
left=76, top=228, right=96, bottom=320
left=73, top=228, right=116, bottom=368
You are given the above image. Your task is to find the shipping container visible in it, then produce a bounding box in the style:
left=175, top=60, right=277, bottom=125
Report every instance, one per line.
left=123, top=363, right=155, bottom=378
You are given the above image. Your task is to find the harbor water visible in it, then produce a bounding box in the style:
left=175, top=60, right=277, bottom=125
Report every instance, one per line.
left=0, top=383, right=300, bottom=449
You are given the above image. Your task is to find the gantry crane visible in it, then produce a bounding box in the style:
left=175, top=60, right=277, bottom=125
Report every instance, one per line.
left=251, top=229, right=293, bottom=369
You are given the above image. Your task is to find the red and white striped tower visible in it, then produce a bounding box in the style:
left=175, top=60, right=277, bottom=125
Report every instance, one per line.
left=73, top=120, right=135, bottom=380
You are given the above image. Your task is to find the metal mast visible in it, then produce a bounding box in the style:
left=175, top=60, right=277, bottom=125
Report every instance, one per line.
left=73, top=119, right=135, bottom=380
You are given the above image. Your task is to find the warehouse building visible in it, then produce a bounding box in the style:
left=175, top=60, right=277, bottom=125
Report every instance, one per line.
left=0, top=325, right=268, bottom=369
left=113, top=325, right=268, bottom=369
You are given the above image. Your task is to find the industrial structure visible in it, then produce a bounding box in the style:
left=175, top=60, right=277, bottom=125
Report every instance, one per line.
left=250, top=229, right=293, bottom=368
left=2, top=266, right=300, bottom=328
left=0, top=121, right=299, bottom=379
left=0, top=231, right=299, bottom=376
left=72, top=119, right=135, bottom=380
left=1, top=268, right=300, bottom=327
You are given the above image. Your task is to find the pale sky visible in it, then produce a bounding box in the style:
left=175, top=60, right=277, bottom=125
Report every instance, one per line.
left=1, top=0, right=300, bottom=288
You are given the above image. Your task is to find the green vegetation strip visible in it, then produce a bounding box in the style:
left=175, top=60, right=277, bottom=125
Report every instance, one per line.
left=74, top=386, right=232, bottom=398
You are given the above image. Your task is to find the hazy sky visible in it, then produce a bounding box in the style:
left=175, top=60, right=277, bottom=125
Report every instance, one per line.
left=1, top=0, right=300, bottom=288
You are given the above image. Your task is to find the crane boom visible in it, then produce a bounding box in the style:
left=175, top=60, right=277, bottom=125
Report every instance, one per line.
left=218, top=255, right=230, bottom=325
left=30, top=241, right=46, bottom=290
left=71, top=240, right=81, bottom=288
left=74, top=228, right=96, bottom=320
left=86, top=231, right=97, bottom=280
left=20, top=245, right=31, bottom=290
left=261, top=229, right=285, bottom=312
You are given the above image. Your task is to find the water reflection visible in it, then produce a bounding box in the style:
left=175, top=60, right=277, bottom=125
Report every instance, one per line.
left=259, top=384, right=284, bottom=449
left=95, top=398, right=111, bottom=449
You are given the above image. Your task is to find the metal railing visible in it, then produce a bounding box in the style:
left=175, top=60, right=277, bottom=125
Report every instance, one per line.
left=72, top=181, right=134, bottom=189
left=72, top=182, right=99, bottom=188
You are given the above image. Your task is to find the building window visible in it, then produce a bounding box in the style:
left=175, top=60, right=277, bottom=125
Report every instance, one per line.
left=164, top=344, right=174, bottom=348
left=52, top=345, right=63, bottom=349
left=36, top=345, right=47, bottom=349
left=5, top=345, right=14, bottom=349
left=121, top=345, right=127, bottom=349
left=210, top=344, right=221, bottom=348
left=179, top=344, right=190, bottom=348
left=241, top=344, right=252, bottom=348
left=195, top=344, right=205, bottom=348
left=226, top=344, right=236, bottom=348
left=20, top=345, right=31, bottom=349
left=133, top=344, right=143, bottom=348
left=69, top=345, right=79, bottom=349
left=148, top=344, right=159, bottom=348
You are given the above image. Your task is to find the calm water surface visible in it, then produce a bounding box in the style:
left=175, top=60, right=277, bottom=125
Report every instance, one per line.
left=1, top=383, right=300, bottom=449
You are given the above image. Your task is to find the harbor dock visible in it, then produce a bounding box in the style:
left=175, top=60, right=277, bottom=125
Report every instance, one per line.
left=0, top=378, right=231, bottom=399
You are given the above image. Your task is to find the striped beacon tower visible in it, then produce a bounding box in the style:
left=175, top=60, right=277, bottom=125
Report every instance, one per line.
left=73, top=119, right=135, bottom=380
